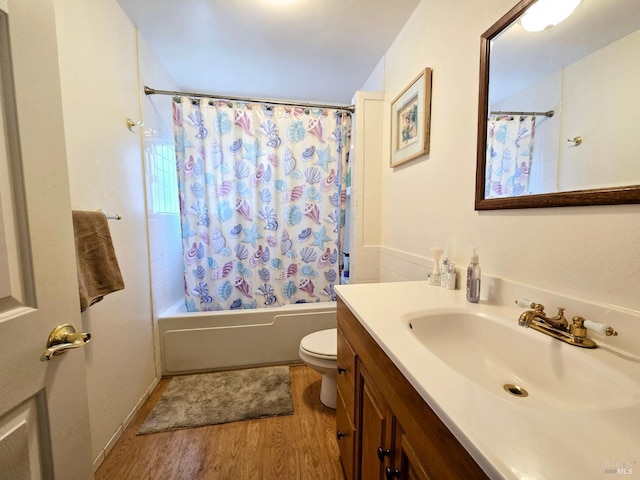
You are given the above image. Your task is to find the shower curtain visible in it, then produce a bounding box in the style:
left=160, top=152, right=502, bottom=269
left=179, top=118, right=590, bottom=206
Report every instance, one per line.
left=485, top=115, right=535, bottom=198
left=173, top=97, right=351, bottom=312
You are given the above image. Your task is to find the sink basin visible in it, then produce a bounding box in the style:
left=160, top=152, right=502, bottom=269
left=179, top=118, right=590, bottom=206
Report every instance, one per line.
left=404, top=309, right=640, bottom=411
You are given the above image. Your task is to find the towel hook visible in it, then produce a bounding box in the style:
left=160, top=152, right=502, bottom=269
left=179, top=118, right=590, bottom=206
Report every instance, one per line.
left=567, top=136, right=583, bottom=147
left=126, top=117, right=144, bottom=132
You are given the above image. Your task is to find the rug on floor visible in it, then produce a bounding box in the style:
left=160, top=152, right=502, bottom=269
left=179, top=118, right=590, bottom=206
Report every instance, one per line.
left=138, top=365, right=294, bottom=434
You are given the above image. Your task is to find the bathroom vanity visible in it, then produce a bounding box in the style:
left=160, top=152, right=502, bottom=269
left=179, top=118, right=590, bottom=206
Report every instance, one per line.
left=336, top=298, right=487, bottom=479
left=334, top=282, right=640, bottom=479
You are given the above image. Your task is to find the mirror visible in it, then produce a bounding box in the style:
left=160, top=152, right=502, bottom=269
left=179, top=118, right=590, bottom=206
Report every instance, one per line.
left=476, top=0, right=640, bottom=209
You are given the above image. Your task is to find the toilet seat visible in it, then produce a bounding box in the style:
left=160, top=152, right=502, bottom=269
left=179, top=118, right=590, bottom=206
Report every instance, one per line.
left=300, top=329, right=337, bottom=360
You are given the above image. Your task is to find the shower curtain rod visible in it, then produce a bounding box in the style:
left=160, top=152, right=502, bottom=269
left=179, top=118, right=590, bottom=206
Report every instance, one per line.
left=144, top=86, right=355, bottom=113
left=490, top=109, right=554, bottom=118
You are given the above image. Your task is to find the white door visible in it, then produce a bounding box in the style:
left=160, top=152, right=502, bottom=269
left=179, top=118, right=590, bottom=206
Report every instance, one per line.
left=0, top=0, right=93, bottom=479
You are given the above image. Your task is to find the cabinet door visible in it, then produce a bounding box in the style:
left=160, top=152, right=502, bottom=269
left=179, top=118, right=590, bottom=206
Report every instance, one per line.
left=337, top=326, right=357, bottom=417
left=361, top=371, right=394, bottom=480
left=393, top=424, right=432, bottom=480
left=337, top=390, right=356, bottom=480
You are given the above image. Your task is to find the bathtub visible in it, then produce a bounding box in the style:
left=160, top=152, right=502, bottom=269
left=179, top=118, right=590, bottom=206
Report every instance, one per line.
left=158, top=300, right=337, bottom=375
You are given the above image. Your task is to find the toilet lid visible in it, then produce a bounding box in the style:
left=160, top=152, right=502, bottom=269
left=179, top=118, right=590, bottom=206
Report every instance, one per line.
left=300, top=328, right=337, bottom=358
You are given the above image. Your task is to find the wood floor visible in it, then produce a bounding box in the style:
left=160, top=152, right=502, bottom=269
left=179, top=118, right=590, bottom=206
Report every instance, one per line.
left=95, top=365, right=344, bottom=480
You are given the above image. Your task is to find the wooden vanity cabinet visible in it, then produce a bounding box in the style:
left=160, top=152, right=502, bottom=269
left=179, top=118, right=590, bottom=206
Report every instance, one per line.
left=337, top=298, right=489, bottom=480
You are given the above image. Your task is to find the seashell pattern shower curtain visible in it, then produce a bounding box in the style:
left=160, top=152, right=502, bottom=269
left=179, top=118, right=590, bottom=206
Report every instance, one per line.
left=173, top=97, right=351, bottom=311
left=485, top=115, right=535, bottom=198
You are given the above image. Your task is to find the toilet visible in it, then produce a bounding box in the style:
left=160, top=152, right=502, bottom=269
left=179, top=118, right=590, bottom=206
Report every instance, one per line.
left=299, top=328, right=337, bottom=409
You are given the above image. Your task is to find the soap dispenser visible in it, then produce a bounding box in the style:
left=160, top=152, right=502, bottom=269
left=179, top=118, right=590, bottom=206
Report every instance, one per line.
left=428, top=247, right=443, bottom=286
left=466, top=248, right=481, bottom=303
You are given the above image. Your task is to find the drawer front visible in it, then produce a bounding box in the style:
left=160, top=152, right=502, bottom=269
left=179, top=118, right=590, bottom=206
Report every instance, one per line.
left=337, top=327, right=356, bottom=418
left=336, top=390, right=356, bottom=480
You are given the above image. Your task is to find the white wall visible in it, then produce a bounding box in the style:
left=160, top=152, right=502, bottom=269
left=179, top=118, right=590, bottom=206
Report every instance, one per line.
left=138, top=33, right=184, bottom=374
left=368, top=0, right=640, bottom=312
left=53, top=0, right=157, bottom=468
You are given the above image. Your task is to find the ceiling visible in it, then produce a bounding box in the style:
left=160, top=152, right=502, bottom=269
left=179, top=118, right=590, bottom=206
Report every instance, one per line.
left=116, top=0, right=421, bottom=105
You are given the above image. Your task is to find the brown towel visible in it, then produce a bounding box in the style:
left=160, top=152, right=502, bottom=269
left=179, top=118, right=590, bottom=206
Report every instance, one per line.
left=72, top=210, right=125, bottom=311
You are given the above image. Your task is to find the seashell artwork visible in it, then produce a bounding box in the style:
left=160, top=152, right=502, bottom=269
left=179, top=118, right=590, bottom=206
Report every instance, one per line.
left=304, top=167, right=322, bottom=185
left=251, top=163, right=266, bottom=187
left=303, top=203, right=321, bottom=225
left=268, top=153, right=279, bottom=167
left=192, top=265, right=206, bottom=279
left=274, top=179, right=288, bottom=192
left=264, top=165, right=272, bottom=184
left=236, top=262, right=253, bottom=277
left=230, top=299, right=243, bottom=309
left=193, top=157, right=203, bottom=177
left=215, top=200, right=232, bottom=222
left=280, top=230, right=293, bottom=255
left=324, top=270, right=337, bottom=282
left=196, top=243, right=205, bottom=262
left=234, top=276, right=253, bottom=297
left=301, top=146, right=315, bottom=161
left=297, top=228, right=312, bottom=242
left=300, top=247, right=318, bottom=264
left=301, top=264, right=319, bottom=278
left=211, top=140, right=224, bottom=168
left=215, top=111, right=232, bottom=135
left=236, top=181, right=253, bottom=198
left=259, top=188, right=272, bottom=203
left=317, top=248, right=331, bottom=268
left=327, top=249, right=338, bottom=266
left=234, top=110, right=254, bottom=136
left=281, top=185, right=304, bottom=203
left=216, top=281, right=232, bottom=301
left=228, top=138, right=243, bottom=155
left=288, top=120, right=306, bottom=144
left=199, top=231, right=210, bottom=245
left=262, top=246, right=271, bottom=264
left=321, top=168, right=336, bottom=192
left=258, top=268, right=270, bottom=281
left=211, top=227, right=226, bottom=253
left=279, top=263, right=298, bottom=279
left=305, top=186, right=322, bottom=202
left=321, top=285, right=336, bottom=300
left=329, top=192, right=341, bottom=208
left=207, top=257, right=217, bottom=269
left=213, top=180, right=233, bottom=197
left=299, top=278, right=316, bottom=297
left=260, top=119, right=278, bottom=138
left=234, top=243, right=249, bottom=260
left=190, top=182, right=205, bottom=198
left=249, top=245, right=265, bottom=267
left=184, top=243, right=197, bottom=265
left=211, top=261, right=233, bottom=280
left=271, top=258, right=284, bottom=270
left=284, top=205, right=303, bottom=226
left=307, top=118, right=325, bottom=143
left=235, top=198, right=252, bottom=221
left=282, top=280, right=297, bottom=300
left=230, top=224, right=243, bottom=238
left=234, top=161, right=250, bottom=179
left=283, top=148, right=296, bottom=175
left=266, top=235, right=278, bottom=248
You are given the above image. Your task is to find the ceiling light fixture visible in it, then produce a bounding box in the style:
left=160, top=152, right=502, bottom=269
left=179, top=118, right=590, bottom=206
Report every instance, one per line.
left=520, top=0, right=581, bottom=32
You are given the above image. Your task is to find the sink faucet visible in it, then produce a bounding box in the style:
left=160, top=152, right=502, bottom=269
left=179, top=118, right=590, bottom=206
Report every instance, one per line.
left=518, top=303, right=568, bottom=330
left=516, top=302, right=617, bottom=349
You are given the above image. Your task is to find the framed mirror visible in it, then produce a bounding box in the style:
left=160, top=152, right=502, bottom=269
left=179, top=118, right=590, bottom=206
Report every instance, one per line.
left=476, top=0, right=640, bottom=209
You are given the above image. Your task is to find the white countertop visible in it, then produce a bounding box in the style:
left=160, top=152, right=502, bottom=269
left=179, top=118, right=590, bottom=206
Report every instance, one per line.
left=335, top=281, right=640, bottom=480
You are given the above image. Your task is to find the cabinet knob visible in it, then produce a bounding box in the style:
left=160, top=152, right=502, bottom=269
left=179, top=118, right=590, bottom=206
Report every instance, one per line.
left=337, top=366, right=346, bottom=374
left=385, top=466, right=400, bottom=479
left=336, top=431, right=346, bottom=440
left=377, top=447, right=391, bottom=461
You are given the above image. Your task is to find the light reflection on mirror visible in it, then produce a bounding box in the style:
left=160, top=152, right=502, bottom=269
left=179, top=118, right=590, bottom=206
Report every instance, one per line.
left=476, top=0, right=640, bottom=208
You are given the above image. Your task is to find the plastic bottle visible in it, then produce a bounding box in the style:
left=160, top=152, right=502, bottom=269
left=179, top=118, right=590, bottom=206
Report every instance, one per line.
left=466, top=248, right=481, bottom=303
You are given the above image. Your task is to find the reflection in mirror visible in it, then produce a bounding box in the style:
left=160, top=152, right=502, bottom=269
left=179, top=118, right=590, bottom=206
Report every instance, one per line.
left=476, top=0, right=640, bottom=209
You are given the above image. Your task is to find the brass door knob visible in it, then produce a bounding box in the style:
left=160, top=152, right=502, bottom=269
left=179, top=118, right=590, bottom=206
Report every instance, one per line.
left=41, top=324, right=91, bottom=361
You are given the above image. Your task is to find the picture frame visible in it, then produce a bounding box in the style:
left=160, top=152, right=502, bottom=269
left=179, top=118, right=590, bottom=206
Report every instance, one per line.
left=390, top=68, right=432, bottom=167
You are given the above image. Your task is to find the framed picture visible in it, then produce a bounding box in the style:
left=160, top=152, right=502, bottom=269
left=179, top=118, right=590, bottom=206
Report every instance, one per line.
left=390, top=68, right=432, bottom=167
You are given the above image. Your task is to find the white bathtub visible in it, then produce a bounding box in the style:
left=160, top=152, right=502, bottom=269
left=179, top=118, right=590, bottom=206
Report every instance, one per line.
left=158, top=300, right=337, bottom=375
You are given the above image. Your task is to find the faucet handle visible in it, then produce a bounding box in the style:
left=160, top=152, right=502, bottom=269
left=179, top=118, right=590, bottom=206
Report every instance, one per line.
left=569, top=316, right=588, bottom=339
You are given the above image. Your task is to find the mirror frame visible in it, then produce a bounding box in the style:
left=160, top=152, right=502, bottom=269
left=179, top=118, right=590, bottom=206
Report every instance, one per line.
left=475, top=0, right=640, bottom=210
